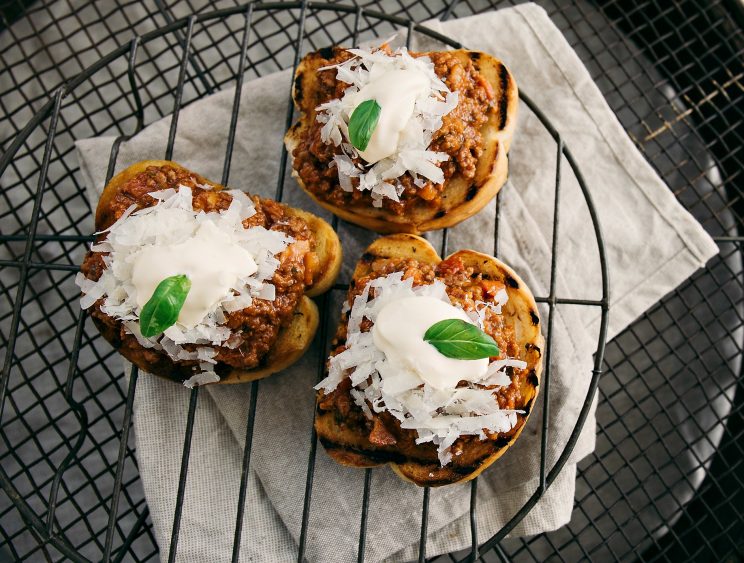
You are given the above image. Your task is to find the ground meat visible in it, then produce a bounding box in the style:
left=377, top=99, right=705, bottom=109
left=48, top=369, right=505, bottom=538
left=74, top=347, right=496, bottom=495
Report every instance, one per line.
left=318, top=255, right=526, bottom=449
left=292, top=48, right=494, bottom=215
left=80, top=164, right=315, bottom=373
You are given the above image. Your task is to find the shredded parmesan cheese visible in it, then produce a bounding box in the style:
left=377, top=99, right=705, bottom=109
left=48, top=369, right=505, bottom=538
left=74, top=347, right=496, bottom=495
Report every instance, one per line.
left=316, top=46, right=458, bottom=205
left=77, top=185, right=293, bottom=386
left=316, top=272, right=525, bottom=466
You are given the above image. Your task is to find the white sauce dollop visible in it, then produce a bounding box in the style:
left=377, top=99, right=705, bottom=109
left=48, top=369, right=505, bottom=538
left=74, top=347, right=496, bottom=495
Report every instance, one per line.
left=349, top=68, right=431, bottom=164
left=131, top=220, right=258, bottom=328
left=371, top=296, right=488, bottom=390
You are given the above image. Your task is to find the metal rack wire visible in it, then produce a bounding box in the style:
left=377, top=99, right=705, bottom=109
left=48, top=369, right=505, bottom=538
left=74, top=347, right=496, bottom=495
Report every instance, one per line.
left=0, top=0, right=742, bottom=562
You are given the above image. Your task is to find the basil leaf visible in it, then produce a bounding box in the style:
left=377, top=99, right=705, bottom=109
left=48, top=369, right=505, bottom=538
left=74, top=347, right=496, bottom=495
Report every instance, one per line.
left=139, top=274, right=191, bottom=338
left=348, top=99, right=382, bottom=151
left=423, top=318, right=500, bottom=360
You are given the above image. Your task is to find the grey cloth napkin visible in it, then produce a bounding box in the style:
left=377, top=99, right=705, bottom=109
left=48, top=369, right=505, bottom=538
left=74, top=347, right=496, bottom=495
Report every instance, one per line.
left=74, top=4, right=718, bottom=562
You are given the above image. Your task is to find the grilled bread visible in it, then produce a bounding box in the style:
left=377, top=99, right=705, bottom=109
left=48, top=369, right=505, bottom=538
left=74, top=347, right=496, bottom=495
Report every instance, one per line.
left=315, top=234, right=542, bottom=486
left=285, top=47, right=518, bottom=234
left=84, top=160, right=342, bottom=385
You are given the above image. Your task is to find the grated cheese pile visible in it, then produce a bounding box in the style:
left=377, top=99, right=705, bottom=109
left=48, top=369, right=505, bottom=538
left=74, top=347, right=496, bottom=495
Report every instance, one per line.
left=316, top=46, right=459, bottom=206
left=76, top=185, right=293, bottom=387
left=316, top=271, right=527, bottom=466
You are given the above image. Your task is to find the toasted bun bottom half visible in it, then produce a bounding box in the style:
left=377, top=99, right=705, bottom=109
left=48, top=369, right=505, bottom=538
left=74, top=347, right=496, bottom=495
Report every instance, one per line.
left=285, top=49, right=518, bottom=234
left=90, top=160, right=341, bottom=384
left=315, top=234, right=543, bottom=486
left=92, top=296, right=319, bottom=384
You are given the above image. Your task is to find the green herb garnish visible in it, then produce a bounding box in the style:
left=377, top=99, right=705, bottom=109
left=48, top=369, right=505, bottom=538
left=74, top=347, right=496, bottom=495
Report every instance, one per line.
left=139, top=274, right=191, bottom=337
left=348, top=99, right=382, bottom=151
left=423, top=318, right=500, bottom=360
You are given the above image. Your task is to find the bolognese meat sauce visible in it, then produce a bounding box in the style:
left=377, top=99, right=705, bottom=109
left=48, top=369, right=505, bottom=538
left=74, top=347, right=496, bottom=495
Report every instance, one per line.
left=317, top=255, right=525, bottom=453
left=80, top=164, right=317, bottom=373
left=293, top=48, right=495, bottom=215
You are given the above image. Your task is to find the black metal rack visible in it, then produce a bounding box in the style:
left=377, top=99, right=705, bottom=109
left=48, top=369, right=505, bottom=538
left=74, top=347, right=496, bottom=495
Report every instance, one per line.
left=0, top=1, right=742, bottom=562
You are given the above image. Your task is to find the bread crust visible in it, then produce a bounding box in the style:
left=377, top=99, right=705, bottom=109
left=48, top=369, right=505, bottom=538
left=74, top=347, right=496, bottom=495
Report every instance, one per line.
left=285, top=49, right=518, bottom=234
left=90, top=160, right=342, bottom=385
left=315, top=234, right=543, bottom=486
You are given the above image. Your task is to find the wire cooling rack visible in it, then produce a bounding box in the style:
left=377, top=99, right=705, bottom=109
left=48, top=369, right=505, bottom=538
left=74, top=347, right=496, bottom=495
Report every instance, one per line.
left=0, top=1, right=742, bottom=562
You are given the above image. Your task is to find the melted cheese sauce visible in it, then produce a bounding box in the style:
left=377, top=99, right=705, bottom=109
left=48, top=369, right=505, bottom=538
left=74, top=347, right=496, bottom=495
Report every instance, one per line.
left=371, top=296, right=488, bottom=390
left=130, top=220, right=257, bottom=328
left=349, top=68, right=430, bottom=164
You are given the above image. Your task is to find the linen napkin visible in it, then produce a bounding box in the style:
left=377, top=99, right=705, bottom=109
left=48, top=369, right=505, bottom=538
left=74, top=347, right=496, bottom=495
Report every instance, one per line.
left=75, top=4, right=718, bottom=561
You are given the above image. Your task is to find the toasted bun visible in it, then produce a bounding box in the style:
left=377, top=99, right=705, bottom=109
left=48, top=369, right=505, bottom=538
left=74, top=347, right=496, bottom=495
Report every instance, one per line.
left=91, top=160, right=341, bottom=384
left=315, top=234, right=543, bottom=486
left=285, top=49, right=518, bottom=234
